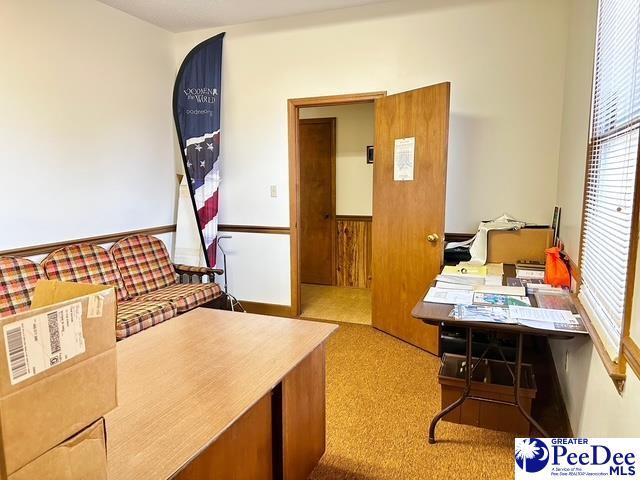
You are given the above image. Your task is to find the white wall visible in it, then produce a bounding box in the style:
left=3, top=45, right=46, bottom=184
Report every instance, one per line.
left=300, top=103, right=374, bottom=216
left=552, top=0, right=640, bottom=437
left=0, top=0, right=178, bottom=252
left=173, top=0, right=570, bottom=304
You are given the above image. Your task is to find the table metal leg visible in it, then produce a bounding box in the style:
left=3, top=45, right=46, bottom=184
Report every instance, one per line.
left=428, top=330, right=549, bottom=444
left=428, top=327, right=473, bottom=444
left=514, top=333, right=548, bottom=437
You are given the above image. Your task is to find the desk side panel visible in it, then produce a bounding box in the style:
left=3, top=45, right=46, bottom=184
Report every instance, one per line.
left=176, top=393, right=273, bottom=480
left=282, top=343, right=326, bottom=480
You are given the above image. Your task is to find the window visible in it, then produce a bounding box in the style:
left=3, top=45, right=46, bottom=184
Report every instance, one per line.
left=579, top=0, right=640, bottom=358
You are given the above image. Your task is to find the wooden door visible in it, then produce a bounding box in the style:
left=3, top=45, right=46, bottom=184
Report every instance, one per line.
left=299, top=118, right=336, bottom=285
left=371, top=83, right=450, bottom=354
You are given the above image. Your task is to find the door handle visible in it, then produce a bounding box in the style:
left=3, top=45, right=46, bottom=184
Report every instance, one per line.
left=427, top=233, right=440, bottom=243
left=324, top=214, right=330, bottom=219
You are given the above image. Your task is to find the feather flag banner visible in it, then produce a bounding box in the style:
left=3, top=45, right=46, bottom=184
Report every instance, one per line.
left=173, top=33, right=224, bottom=267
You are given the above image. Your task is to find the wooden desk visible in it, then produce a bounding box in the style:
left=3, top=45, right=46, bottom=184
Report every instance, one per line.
left=105, top=308, right=337, bottom=479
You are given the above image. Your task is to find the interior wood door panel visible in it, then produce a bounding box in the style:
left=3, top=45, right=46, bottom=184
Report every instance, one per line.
left=371, top=83, right=450, bottom=355
left=299, top=118, right=336, bottom=285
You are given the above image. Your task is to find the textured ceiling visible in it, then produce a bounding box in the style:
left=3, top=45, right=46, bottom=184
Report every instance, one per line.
left=97, top=0, right=393, bottom=32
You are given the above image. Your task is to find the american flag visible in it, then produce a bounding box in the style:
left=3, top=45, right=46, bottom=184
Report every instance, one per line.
left=184, top=130, right=220, bottom=266
left=174, top=33, right=224, bottom=268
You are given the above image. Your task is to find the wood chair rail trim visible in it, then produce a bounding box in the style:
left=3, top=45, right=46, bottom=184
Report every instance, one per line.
left=0, top=224, right=177, bottom=257
left=218, top=225, right=290, bottom=235
left=335, top=215, right=372, bottom=222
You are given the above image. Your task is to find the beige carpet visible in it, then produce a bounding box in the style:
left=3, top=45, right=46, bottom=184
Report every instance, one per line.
left=301, top=284, right=371, bottom=325
left=309, top=324, right=515, bottom=480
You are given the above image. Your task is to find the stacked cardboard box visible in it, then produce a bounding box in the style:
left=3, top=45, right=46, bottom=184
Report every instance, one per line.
left=0, top=281, right=117, bottom=479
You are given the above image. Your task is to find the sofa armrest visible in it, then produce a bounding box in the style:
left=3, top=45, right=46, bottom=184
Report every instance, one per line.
left=174, top=264, right=223, bottom=284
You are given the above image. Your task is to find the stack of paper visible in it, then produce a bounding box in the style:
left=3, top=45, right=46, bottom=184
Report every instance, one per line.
left=424, top=287, right=474, bottom=305
left=485, top=263, right=504, bottom=286
left=508, top=306, right=586, bottom=333
left=475, top=285, right=526, bottom=296
left=516, top=269, right=545, bottom=280
left=436, top=275, right=485, bottom=286
left=435, top=281, right=474, bottom=291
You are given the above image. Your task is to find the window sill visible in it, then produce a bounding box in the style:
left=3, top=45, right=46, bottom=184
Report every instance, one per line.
left=622, top=337, right=640, bottom=380
left=572, top=294, right=627, bottom=393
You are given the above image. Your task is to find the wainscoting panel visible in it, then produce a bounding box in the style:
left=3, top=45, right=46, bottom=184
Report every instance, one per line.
left=336, top=216, right=372, bottom=288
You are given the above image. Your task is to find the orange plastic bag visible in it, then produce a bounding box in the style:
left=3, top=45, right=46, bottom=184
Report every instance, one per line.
left=544, top=247, right=570, bottom=288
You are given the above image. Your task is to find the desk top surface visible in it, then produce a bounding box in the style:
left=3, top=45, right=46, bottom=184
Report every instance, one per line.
left=411, top=265, right=575, bottom=338
left=105, top=308, right=337, bottom=480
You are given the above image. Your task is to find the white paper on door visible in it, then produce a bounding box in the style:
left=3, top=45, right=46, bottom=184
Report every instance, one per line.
left=393, top=137, right=415, bottom=181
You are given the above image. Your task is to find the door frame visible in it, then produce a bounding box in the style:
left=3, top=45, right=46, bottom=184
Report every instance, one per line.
left=298, top=117, right=337, bottom=286
left=288, top=91, right=386, bottom=317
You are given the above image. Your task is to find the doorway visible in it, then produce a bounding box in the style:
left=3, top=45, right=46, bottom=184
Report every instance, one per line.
left=289, top=85, right=450, bottom=354
left=293, top=95, right=382, bottom=325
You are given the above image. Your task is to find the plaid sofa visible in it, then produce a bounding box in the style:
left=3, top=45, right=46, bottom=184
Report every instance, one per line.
left=0, top=235, right=223, bottom=340
left=0, top=256, right=46, bottom=318
left=110, top=235, right=222, bottom=313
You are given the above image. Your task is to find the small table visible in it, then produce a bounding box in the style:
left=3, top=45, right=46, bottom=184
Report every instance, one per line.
left=412, top=283, right=575, bottom=444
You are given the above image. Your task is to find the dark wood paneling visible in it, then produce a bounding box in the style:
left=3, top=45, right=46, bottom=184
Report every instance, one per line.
left=0, top=224, right=177, bottom=257
left=282, top=344, right=326, bottom=480
left=336, top=218, right=372, bottom=288
left=176, top=393, right=273, bottom=480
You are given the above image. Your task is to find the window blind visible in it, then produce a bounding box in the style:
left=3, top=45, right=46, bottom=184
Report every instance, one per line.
left=579, top=0, right=640, bottom=353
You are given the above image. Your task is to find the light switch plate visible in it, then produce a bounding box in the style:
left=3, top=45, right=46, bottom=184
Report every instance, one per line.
left=270, top=185, right=277, bottom=198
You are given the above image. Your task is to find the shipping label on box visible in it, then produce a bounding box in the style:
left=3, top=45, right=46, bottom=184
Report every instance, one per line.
left=3, top=302, right=85, bottom=385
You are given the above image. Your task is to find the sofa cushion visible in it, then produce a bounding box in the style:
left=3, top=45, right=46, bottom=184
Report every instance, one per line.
left=0, top=257, right=46, bottom=318
left=42, top=243, right=129, bottom=301
left=135, top=283, right=222, bottom=313
left=110, top=235, right=177, bottom=296
left=116, top=300, right=177, bottom=340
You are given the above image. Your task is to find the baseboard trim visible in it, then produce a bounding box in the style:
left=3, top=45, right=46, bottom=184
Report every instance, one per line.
left=240, top=300, right=293, bottom=317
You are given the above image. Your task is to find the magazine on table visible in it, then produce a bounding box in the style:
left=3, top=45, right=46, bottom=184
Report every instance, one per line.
left=508, top=306, right=587, bottom=334
left=533, top=291, right=577, bottom=313
left=473, top=292, right=531, bottom=307
left=453, top=305, right=516, bottom=324
left=450, top=304, right=588, bottom=334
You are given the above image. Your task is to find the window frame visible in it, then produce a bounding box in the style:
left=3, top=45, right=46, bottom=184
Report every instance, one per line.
left=577, top=0, right=640, bottom=391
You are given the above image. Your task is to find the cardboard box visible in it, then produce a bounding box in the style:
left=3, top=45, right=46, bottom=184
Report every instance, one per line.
left=9, top=418, right=107, bottom=480
left=439, top=354, right=537, bottom=435
left=486, top=228, right=553, bottom=264
left=0, top=281, right=117, bottom=477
